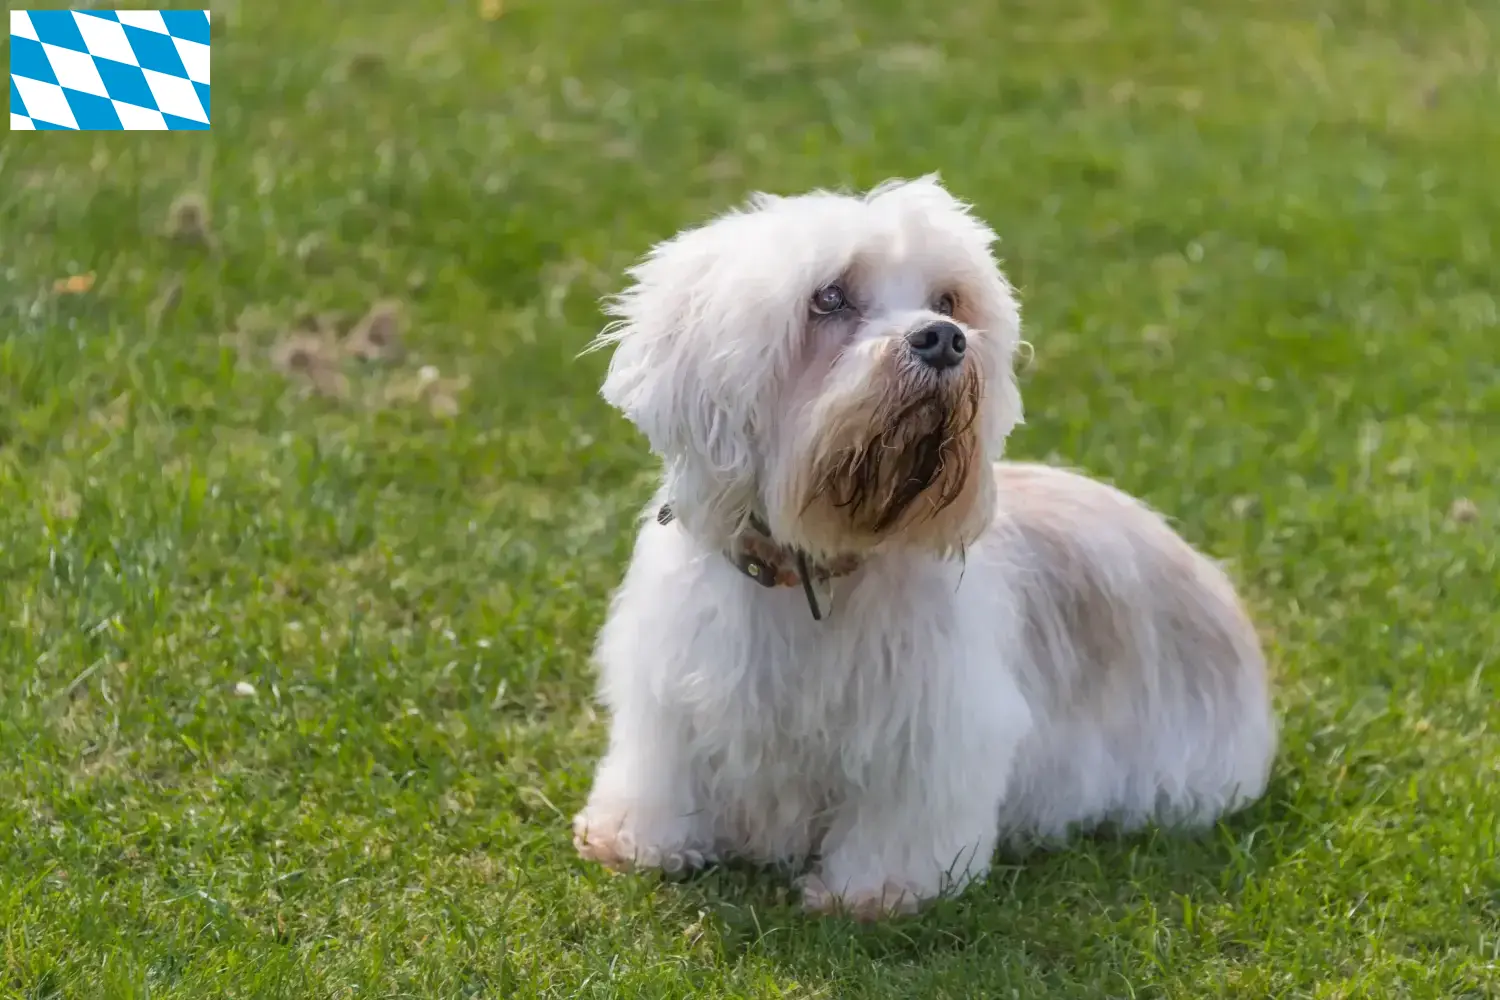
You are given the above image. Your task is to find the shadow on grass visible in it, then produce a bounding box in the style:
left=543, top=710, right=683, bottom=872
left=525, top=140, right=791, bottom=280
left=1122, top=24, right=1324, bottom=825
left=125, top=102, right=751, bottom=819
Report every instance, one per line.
left=651, top=768, right=1311, bottom=990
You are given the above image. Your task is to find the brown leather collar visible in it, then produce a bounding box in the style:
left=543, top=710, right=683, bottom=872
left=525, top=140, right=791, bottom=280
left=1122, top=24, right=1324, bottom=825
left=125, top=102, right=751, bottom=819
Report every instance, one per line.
left=655, top=504, right=859, bottom=621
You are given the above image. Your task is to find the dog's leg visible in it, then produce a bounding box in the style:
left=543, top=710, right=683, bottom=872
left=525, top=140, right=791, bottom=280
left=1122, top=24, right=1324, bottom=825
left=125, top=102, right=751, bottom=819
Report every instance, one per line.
left=803, top=667, right=1031, bottom=920
left=572, top=712, right=712, bottom=876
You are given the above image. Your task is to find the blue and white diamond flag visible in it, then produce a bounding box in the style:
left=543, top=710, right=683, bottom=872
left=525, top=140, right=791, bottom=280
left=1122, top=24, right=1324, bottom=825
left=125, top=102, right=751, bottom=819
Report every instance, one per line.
left=10, top=9, right=210, bottom=131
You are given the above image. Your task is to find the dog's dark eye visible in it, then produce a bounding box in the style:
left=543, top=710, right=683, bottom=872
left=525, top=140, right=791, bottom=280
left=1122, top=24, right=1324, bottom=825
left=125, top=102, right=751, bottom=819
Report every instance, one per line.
left=811, top=284, right=848, bottom=315
left=934, top=292, right=957, bottom=317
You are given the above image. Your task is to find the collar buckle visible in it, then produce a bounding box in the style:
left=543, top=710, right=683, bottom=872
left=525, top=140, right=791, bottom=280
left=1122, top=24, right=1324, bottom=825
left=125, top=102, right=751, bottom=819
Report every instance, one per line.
left=735, top=552, right=779, bottom=589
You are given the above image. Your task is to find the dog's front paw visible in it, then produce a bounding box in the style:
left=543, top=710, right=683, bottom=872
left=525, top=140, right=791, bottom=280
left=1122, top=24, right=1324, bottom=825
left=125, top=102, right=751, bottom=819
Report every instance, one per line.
left=572, top=809, right=708, bottom=876
left=798, top=872, right=924, bottom=921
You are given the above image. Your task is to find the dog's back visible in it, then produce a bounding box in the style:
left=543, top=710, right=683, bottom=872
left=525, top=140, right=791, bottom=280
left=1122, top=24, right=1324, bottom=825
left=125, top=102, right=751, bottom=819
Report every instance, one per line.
left=981, top=462, right=1276, bottom=842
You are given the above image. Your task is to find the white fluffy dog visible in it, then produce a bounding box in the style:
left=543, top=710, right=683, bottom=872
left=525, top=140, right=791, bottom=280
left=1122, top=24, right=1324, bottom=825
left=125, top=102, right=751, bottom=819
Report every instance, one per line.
left=573, top=176, right=1276, bottom=919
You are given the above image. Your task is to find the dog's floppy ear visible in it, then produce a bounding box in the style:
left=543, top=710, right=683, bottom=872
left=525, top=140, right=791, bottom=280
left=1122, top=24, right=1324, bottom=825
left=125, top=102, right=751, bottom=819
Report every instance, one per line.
left=964, top=256, right=1025, bottom=459
left=588, top=226, right=760, bottom=542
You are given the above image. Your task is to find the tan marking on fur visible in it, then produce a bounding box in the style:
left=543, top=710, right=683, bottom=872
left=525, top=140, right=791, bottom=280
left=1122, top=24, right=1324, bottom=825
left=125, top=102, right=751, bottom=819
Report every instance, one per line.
left=993, top=462, right=1258, bottom=713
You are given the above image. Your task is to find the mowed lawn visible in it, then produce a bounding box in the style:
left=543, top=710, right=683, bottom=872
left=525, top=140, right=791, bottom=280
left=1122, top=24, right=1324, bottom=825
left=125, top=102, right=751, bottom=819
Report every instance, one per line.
left=2, top=0, right=1498, bottom=996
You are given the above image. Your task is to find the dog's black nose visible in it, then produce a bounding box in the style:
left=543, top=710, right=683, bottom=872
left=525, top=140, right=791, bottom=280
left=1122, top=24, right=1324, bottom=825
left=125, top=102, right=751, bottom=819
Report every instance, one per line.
left=906, top=321, right=966, bottom=370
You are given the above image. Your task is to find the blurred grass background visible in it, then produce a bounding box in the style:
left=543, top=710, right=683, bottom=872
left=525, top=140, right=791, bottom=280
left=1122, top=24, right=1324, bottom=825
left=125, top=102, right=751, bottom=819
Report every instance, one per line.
left=1, top=0, right=1497, bottom=996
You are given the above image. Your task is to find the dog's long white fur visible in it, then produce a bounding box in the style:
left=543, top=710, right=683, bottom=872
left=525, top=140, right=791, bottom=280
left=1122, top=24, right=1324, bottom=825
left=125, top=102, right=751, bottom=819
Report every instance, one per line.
left=574, top=176, right=1275, bottom=919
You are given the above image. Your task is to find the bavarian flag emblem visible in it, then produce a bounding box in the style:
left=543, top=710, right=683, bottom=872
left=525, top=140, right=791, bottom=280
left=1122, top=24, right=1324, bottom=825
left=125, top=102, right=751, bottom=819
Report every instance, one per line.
left=10, top=10, right=210, bottom=130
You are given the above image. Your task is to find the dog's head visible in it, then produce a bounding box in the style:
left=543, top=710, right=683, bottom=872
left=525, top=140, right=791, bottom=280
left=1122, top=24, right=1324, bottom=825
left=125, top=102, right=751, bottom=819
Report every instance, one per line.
left=592, top=176, right=1024, bottom=559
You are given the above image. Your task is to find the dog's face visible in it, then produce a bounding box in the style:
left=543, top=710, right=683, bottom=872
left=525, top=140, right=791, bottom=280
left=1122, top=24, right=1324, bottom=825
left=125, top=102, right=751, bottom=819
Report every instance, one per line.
left=594, top=176, right=1023, bottom=558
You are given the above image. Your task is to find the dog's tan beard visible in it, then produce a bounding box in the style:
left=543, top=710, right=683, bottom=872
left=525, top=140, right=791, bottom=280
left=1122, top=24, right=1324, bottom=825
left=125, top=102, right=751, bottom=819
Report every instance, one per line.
left=805, top=364, right=983, bottom=540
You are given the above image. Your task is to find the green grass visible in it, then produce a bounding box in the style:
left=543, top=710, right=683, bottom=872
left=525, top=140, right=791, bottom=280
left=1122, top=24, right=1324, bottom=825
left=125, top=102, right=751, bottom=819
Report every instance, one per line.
left=3, top=0, right=1498, bottom=995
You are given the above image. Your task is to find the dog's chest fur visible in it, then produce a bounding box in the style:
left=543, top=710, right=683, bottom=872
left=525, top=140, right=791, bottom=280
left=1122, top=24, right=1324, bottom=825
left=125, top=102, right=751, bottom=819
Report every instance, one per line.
left=630, top=521, right=973, bottom=862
